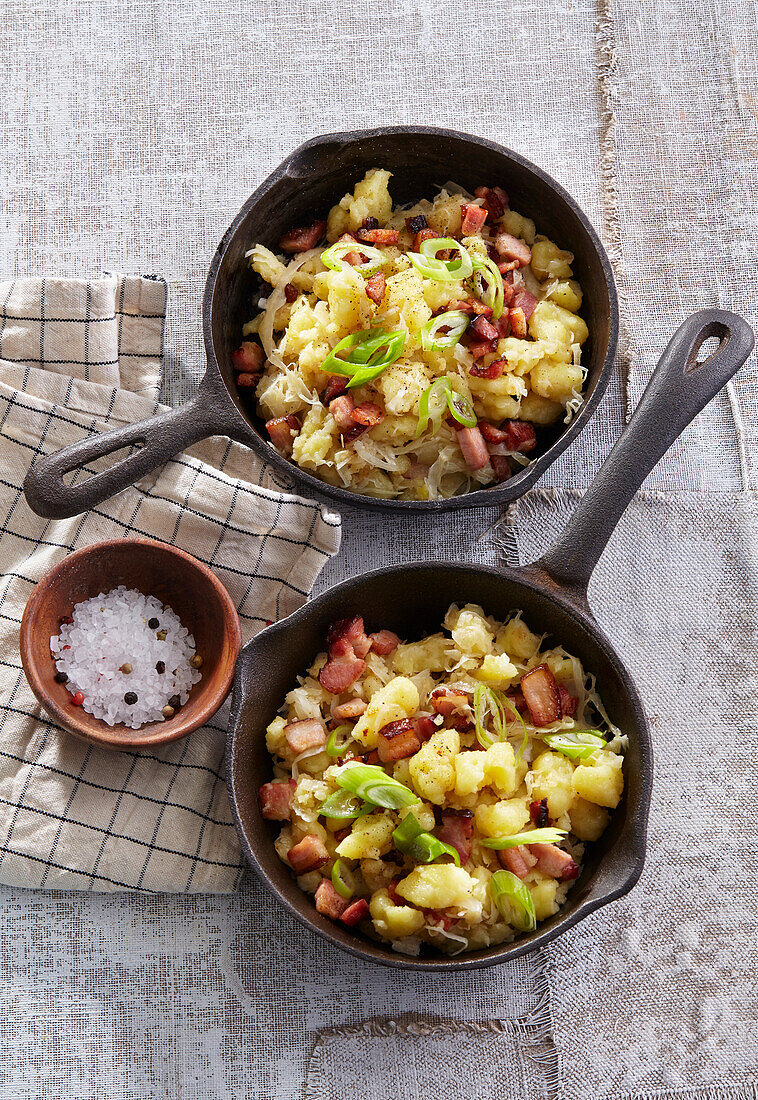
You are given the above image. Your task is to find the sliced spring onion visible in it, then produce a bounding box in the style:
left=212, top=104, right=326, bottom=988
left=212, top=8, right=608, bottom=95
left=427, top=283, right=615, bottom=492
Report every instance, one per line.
left=392, top=813, right=461, bottom=867
left=421, top=310, right=470, bottom=351
left=319, top=790, right=366, bottom=820
left=415, top=377, right=477, bottom=437
left=326, top=724, right=353, bottom=758
left=321, top=241, right=385, bottom=277
left=490, top=869, right=537, bottom=933
left=419, top=237, right=474, bottom=279
left=502, top=694, right=529, bottom=759
left=335, top=763, right=420, bottom=810
left=407, top=237, right=474, bottom=282
left=480, top=827, right=567, bottom=849
left=331, top=858, right=355, bottom=900
left=470, top=254, right=505, bottom=319
left=542, top=730, right=607, bottom=760
left=473, top=684, right=507, bottom=748
left=322, top=328, right=406, bottom=389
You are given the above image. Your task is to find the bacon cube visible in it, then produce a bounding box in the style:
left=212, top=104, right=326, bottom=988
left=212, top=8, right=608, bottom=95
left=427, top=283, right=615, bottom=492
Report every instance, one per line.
left=494, top=232, right=532, bottom=267
left=232, top=341, right=265, bottom=374
left=456, top=425, right=490, bottom=471
left=470, top=358, right=505, bottom=379
left=322, top=375, right=348, bottom=403
left=368, top=629, right=400, bottom=655
left=429, top=686, right=469, bottom=716
left=278, top=220, right=327, bottom=254
left=258, top=779, right=296, bottom=820
left=339, top=898, right=370, bottom=927
left=284, top=719, right=326, bottom=754
left=365, top=272, right=386, bottom=304
left=528, top=842, right=579, bottom=881
left=329, top=394, right=357, bottom=433
left=356, top=227, right=400, bottom=245
left=520, top=664, right=561, bottom=726
left=377, top=718, right=421, bottom=764
left=315, top=879, right=350, bottom=919
left=287, top=835, right=330, bottom=874
left=469, top=315, right=500, bottom=343
left=352, top=402, right=384, bottom=428
left=438, top=809, right=473, bottom=864
left=332, top=698, right=367, bottom=721
left=460, top=203, right=488, bottom=235
left=265, top=414, right=301, bottom=454
left=558, top=684, right=578, bottom=718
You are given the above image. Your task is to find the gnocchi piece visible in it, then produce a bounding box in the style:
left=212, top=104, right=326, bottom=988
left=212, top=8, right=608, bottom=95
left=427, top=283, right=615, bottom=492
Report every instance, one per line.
left=336, top=812, right=396, bottom=860
left=369, top=889, right=426, bottom=939
left=572, top=752, right=624, bottom=809
left=351, top=676, right=420, bottom=748
left=396, top=864, right=482, bottom=919
left=408, top=729, right=460, bottom=804
left=528, top=751, right=576, bottom=818
left=474, top=797, right=530, bottom=837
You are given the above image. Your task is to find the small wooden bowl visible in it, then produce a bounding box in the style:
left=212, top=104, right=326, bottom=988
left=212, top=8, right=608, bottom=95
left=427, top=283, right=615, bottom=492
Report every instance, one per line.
left=20, top=538, right=241, bottom=750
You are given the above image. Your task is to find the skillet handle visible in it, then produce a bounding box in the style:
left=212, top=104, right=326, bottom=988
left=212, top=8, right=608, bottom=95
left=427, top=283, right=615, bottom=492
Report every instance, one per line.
left=538, top=309, right=754, bottom=592
left=23, top=389, right=225, bottom=520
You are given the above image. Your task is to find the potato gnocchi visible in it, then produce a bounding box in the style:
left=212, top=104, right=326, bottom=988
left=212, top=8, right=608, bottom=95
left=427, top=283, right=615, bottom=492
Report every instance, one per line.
left=235, top=170, right=588, bottom=500
left=258, top=604, right=625, bottom=957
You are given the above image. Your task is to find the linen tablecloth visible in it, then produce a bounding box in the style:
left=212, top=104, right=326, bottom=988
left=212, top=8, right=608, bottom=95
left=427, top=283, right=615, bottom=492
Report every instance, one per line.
left=1, top=1, right=757, bottom=1097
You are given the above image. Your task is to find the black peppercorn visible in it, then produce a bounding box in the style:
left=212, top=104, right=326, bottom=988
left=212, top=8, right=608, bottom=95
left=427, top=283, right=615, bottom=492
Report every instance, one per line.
left=54, top=671, right=68, bottom=684
left=124, top=692, right=138, bottom=705
left=168, top=694, right=180, bottom=709
left=148, top=617, right=159, bottom=629
left=155, top=661, right=165, bottom=674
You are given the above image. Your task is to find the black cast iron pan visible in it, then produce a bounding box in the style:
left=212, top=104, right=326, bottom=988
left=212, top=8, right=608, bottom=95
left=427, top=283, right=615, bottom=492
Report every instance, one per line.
left=23, top=126, right=618, bottom=518
left=225, top=310, right=753, bottom=970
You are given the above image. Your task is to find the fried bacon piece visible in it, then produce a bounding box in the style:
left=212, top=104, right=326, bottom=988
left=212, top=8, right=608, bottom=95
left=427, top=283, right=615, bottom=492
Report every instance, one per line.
left=520, top=664, right=562, bottom=726
left=265, top=414, right=301, bottom=454
left=415, top=717, right=436, bottom=743
left=494, top=232, right=532, bottom=267
left=530, top=798, right=550, bottom=828
left=340, top=898, right=370, bottom=926
left=315, top=880, right=350, bottom=919
left=467, top=339, right=498, bottom=359
left=486, top=420, right=538, bottom=453
left=497, top=845, right=538, bottom=878
left=236, top=373, right=258, bottom=387
left=278, top=220, right=327, bottom=254
left=558, top=684, right=578, bottom=718
left=413, top=227, right=438, bottom=251
left=368, top=629, right=400, bottom=655
left=456, top=425, right=490, bottom=470
left=438, top=809, right=473, bottom=864
left=429, top=686, right=469, bottom=716
left=469, top=315, right=500, bottom=343
left=284, top=282, right=298, bottom=303
left=377, top=718, right=422, bottom=764
left=258, top=779, right=296, bottom=821
left=284, top=718, right=326, bottom=754
left=319, top=616, right=370, bottom=693
left=352, top=402, right=384, bottom=428
left=356, top=227, right=400, bottom=245
left=448, top=298, right=493, bottom=317
left=529, top=842, right=579, bottom=881
left=469, top=358, right=505, bottom=380
left=512, top=288, right=538, bottom=320
left=490, top=455, right=511, bottom=483
left=329, top=394, right=356, bottom=433
left=509, top=306, right=528, bottom=338
left=474, top=185, right=508, bottom=221
left=365, top=272, right=386, bottom=303
left=460, top=203, right=488, bottom=235
left=232, top=341, right=265, bottom=374
left=332, top=698, right=367, bottom=721
left=288, top=835, right=329, bottom=874
left=406, top=214, right=428, bottom=234
left=322, top=375, right=348, bottom=404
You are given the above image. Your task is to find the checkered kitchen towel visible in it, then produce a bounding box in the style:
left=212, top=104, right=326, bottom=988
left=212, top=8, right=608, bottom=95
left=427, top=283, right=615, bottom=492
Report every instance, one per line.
left=0, top=275, right=341, bottom=893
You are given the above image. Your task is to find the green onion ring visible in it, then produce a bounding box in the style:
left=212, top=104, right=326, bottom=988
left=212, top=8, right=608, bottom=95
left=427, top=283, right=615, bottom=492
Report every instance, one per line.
left=416, top=377, right=477, bottom=437
left=331, top=858, right=355, bottom=899
left=480, top=827, right=567, bottom=849
left=326, top=724, right=353, bottom=758
left=542, top=730, right=607, bottom=760
left=322, top=328, right=406, bottom=389
left=421, top=310, right=470, bottom=351
left=392, top=812, right=461, bottom=867
left=490, top=869, right=537, bottom=932
left=335, top=763, right=419, bottom=810
left=469, top=254, right=505, bottom=319
left=321, top=241, right=386, bottom=277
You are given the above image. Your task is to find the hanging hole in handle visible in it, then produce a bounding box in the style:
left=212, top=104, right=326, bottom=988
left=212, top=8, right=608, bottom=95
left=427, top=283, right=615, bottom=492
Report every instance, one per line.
left=60, top=440, right=146, bottom=486
left=685, top=322, right=730, bottom=373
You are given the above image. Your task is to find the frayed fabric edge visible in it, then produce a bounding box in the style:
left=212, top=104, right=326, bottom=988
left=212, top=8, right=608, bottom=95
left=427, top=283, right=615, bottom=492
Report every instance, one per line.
left=304, top=950, right=561, bottom=1100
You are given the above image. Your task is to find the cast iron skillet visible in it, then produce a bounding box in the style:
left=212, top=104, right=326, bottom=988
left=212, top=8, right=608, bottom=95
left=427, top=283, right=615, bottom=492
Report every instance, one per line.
left=23, top=126, right=618, bottom=519
left=226, top=310, right=753, bottom=970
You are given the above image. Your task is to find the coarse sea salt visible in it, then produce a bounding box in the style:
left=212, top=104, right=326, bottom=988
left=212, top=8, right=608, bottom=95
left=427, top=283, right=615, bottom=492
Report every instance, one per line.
left=51, top=586, right=202, bottom=729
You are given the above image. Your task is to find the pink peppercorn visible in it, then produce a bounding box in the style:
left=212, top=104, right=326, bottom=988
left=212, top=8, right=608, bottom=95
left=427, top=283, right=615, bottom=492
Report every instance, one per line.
left=72, top=692, right=84, bottom=706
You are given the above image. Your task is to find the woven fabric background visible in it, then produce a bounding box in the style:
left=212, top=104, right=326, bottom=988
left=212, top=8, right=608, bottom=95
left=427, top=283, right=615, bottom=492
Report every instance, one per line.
left=1, top=0, right=757, bottom=1097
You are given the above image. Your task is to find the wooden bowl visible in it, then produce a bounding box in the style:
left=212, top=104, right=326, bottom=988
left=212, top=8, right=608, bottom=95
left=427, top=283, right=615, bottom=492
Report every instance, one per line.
left=20, top=538, right=241, bottom=750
